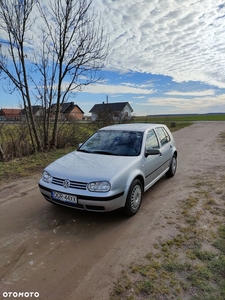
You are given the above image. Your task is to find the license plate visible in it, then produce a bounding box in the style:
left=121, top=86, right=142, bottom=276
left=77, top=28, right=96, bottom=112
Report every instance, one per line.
left=52, top=191, right=77, bottom=203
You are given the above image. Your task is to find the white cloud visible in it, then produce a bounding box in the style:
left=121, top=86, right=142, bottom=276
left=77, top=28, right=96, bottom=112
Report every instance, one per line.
left=140, top=93, right=225, bottom=114
left=95, top=0, right=225, bottom=89
left=133, top=96, right=146, bottom=99
left=3, top=0, right=225, bottom=91
left=165, top=90, right=216, bottom=96
left=82, top=83, right=155, bottom=95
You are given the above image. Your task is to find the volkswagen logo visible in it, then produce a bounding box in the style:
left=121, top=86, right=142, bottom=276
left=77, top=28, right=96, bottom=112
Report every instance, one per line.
left=63, top=179, right=70, bottom=188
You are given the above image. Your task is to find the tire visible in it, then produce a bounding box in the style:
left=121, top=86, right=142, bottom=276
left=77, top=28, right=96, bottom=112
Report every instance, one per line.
left=124, top=179, right=143, bottom=216
left=166, top=155, right=177, bottom=178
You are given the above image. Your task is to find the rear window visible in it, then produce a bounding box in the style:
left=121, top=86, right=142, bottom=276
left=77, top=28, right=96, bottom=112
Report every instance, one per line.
left=155, top=127, right=171, bottom=146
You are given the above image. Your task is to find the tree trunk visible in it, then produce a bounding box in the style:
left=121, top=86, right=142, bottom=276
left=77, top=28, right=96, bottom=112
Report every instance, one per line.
left=0, top=144, right=5, bottom=161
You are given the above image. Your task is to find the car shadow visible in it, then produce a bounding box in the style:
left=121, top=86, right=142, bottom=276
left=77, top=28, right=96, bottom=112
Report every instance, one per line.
left=35, top=198, right=130, bottom=240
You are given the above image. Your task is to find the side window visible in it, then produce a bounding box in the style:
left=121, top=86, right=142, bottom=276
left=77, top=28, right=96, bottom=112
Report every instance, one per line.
left=155, top=127, right=171, bottom=146
left=146, top=129, right=159, bottom=150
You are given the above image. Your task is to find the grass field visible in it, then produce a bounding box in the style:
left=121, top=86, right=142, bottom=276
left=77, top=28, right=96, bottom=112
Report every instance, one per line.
left=133, top=113, right=225, bottom=132
left=134, top=113, right=225, bottom=123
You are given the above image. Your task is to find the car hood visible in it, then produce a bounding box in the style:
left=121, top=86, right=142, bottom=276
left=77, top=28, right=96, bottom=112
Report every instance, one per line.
left=45, top=150, right=139, bottom=182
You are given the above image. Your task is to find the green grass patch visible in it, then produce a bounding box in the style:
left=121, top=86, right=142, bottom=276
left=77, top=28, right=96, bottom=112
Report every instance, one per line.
left=133, top=113, right=225, bottom=132
left=135, top=113, right=225, bottom=123
left=0, top=147, right=74, bottom=185
left=133, top=115, right=193, bottom=132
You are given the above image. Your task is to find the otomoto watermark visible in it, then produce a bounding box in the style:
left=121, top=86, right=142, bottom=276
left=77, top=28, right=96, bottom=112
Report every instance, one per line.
left=2, top=292, right=39, bottom=298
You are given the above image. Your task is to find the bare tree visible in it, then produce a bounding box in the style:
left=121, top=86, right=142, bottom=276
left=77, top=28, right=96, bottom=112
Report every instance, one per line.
left=0, top=0, right=42, bottom=152
left=94, top=106, right=115, bottom=127
left=0, top=0, right=108, bottom=150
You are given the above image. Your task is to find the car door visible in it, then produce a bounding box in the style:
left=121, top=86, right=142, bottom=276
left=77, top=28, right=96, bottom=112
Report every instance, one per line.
left=144, top=129, right=162, bottom=188
left=154, top=127, right=173, bottom=174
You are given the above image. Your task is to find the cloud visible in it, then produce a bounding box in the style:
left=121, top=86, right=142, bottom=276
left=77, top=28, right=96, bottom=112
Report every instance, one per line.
left=82, top=83, right=155, bottom=95
left=133, top=96, right=146, bottom=99
left=165, top=90, right=216, bottom=96
left=95, top=0, right=225, bottom=89
left=3, top=0, right=225, bottom=91
left=141, top=93, right=225, bottom=114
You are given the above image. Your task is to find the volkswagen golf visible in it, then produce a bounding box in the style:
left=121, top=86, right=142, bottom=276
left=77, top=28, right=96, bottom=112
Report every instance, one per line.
left=39, top=123, right=177, bottom=216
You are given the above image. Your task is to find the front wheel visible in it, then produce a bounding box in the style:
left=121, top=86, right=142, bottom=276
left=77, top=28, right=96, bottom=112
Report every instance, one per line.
left=166, top=155, right=177, bottom=178
left=124, top=179, right=143, bottom=216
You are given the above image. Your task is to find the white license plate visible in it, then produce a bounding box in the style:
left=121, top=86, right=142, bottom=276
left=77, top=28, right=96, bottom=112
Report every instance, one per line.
left=52, top=191, right=77, bottom=203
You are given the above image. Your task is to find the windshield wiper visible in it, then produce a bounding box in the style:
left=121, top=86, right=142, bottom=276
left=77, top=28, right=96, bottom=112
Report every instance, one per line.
left=78, top=149, right=117, bottom=155
left=77, top=149, right=91, bottom=153
left=92, top=150, right=117, bottom=155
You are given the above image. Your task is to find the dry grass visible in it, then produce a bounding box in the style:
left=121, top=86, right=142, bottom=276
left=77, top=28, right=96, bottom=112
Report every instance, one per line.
left=0, top=147, right=74, bottom=185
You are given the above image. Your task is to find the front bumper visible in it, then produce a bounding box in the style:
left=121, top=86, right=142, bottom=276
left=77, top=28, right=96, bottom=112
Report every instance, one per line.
left=38, top=183, right=125, bottom=212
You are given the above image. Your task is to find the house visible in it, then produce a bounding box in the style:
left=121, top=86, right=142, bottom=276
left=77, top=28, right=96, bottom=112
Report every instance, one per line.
left=89, top=102, right=133, bottom=121
left=51, top=102, right=84, bottom=120
left=21, top=105, right=44, bottom=120
left=0, top=108, right=22, bottom=121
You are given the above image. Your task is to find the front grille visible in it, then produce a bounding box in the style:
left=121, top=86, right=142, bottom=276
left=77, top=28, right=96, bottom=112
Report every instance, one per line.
left=41, top=193, right=51, bottom=201
left=52, top=177, right=87, bottom=190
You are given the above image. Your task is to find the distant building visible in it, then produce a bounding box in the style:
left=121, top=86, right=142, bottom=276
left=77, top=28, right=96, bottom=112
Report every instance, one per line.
left=21, top=105, right=44, bottom=121
left=89, top=102, right=133, bottom=121
left=51, top=102, right=84, bottom=120
left=0, top=108, right=22, bottom=121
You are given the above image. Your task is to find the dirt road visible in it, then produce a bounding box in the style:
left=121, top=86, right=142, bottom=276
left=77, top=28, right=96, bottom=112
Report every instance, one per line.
left=0, top=122, right=224, bottom=300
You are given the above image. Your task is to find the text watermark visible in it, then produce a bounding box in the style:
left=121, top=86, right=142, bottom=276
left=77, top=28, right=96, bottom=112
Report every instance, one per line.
left=3, top=292, right=39, bottom=298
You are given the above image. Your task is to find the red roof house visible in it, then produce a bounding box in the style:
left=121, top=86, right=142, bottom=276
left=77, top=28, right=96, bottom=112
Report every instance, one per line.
left=0, top=108, right=22, bottom=120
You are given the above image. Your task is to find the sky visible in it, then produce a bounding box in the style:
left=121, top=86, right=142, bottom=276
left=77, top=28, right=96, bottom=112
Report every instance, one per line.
left=1, top=0, right=225, bottom=116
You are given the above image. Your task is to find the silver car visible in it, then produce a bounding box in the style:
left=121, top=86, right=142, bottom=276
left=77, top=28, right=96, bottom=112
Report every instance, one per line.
left=39, top=123, right=177, bottom=216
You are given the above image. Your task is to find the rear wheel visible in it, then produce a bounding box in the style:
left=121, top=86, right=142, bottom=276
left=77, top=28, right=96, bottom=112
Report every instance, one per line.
left=166, top=155, right=177, bottom=178
left=124, top=179, right=143, bottom=216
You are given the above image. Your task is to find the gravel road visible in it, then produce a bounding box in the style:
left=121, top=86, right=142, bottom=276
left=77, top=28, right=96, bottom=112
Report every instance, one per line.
left=0, top=121, right=224, bottom=300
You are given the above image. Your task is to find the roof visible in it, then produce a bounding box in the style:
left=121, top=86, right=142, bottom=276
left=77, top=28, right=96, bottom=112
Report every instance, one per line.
left=0, top=108, right=21, bottom=116
left=31, top=105, right=43, bottom=114
left=100, top=123, right=166, bottom=132
left=89, top=102, right=133, bottom=113
left=51, top=102, right=84, bottom=114
left=21, top=106, right=43, bottom=114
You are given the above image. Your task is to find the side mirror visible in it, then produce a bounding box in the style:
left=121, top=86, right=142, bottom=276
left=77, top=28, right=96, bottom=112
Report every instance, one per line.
left=145, top=148, right=161, bottom=157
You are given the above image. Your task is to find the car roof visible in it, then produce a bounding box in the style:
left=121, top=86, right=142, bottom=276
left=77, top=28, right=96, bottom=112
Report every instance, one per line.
left=100, top=123, right=166, bottom=132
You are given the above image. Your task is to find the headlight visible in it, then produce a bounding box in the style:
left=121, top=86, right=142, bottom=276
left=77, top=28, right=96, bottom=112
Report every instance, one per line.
left=87, top=181, right=110, bottom=192
left=42, top=170, right=52, bottom=183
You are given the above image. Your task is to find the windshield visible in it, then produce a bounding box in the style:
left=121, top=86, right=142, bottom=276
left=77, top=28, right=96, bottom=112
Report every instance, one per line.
left=78, top=130, right=143, bottom=156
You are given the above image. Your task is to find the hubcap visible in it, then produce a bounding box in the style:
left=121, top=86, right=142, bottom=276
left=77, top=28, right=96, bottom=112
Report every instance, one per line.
left=171, top=157, right=177, bottom=174
left=131, top=185, right=142, bottom=210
